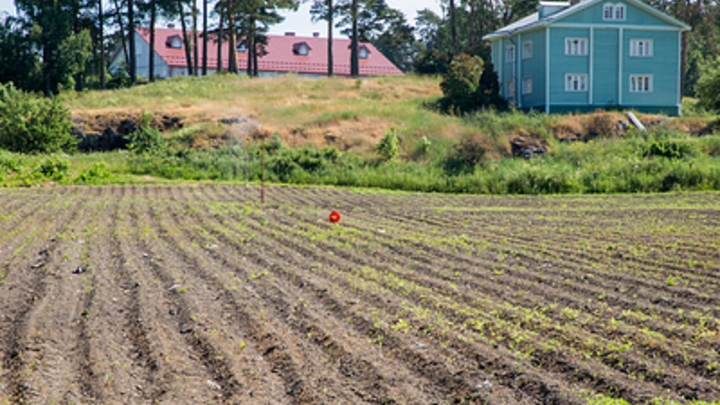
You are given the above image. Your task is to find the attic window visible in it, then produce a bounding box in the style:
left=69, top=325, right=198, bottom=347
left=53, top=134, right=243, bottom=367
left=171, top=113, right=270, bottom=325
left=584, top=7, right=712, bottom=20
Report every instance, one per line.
left=359, top=46, right=369, bottom=59
left=238, top=42, right=247, bottom=52
left=603, top=3, right=626, bottom=21
left=293, top=42, right=310, bottom=56
left=166, top=35, right=183, bottom=49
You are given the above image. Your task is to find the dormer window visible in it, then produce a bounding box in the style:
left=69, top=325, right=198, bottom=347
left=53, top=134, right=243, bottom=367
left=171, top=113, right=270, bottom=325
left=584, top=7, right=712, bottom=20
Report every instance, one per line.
left=603, top=3, right=626, bottom=20
left=293, top=42, right=310, bottom=56
left=358, top=46, right=369, bottom=59
left=238, top=42, right=247, bottom=52
left=166, top=35, right=183, bottom=49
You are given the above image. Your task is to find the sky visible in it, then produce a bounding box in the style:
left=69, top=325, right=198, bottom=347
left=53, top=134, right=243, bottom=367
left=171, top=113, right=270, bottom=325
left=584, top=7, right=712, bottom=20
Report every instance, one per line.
left=0, top=0, right=443, bottom=38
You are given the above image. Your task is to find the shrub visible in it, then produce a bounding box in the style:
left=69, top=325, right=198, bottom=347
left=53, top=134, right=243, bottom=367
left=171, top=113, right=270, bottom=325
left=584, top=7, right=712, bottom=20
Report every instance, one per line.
left=0, top=83, right=76, bottom=153
left=440, top=54, right=484, bottom=113
left=128, top=112, right=166, bottom=154
left=643, top=139, right=697, bottom=159
left=696, top=56, right=720, bottom=111
left=443, top=132, right=487, bottom=175
left=376, top=126, right=399, bottom=161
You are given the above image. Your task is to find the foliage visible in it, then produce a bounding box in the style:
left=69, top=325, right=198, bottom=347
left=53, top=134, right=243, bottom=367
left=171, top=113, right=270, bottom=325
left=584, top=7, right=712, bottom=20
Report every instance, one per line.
left=442, top=132, right=487, bottom=175
left=0, top=16, right=40, bottom=91
left=0, top=83, right=76, bottom=153
left=439, top=53, right=484, bottom=113
left=128, top=113, right=166, bottom=154
left=376, top=126, right=399, bottom=160
left=696, top=56, right=720, bottom=111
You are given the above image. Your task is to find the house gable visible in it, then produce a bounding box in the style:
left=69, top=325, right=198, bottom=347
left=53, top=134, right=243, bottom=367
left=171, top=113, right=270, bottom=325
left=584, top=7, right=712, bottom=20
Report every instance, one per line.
left=555, top=0, right=681, bottom=28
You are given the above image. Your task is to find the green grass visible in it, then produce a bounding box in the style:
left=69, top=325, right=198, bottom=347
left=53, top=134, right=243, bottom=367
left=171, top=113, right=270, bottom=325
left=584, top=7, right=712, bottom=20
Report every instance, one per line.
left=588, top=394, right=720, bottom=405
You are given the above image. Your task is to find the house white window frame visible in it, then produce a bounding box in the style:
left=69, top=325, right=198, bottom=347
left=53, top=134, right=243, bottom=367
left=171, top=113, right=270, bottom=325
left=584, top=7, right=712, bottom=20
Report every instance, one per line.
left=603, top=3, right=626, bottom=21
left=506, top=44, right=516, bottom=63
left=565, top=38, right=588, bottom=56
left=522, top=77, right=533, bottom=95
left=522, top=41, right=533, bottom=59
left=238, top=42, right=247, bottom=52
left=603, top=4, right=614, bottom=20
left=359, top=47, right=369, bottom=59
left=565, top=74, right=588, bottom=92
left=629, top=39, right=653, bottom=57
left=630, top=74, right=653, bottom=93
left=506, top=81, right=515, bottom=99
left=615, top=4, right=626, bottom=20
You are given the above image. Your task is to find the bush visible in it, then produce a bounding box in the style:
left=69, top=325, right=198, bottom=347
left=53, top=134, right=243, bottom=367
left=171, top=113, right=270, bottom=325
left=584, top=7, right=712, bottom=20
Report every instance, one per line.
left=696, top=56, right=720, bottom=111
left=443, top=133, right=487, bottom=175
left=643, top=139, right=697, bottom=159
left=440, top=54, right=484, bottom=113
left=0, top=83, right=76, bottom=153
left=128, top=112, right=166, bottom=154
left=376, top=126, right=399, bottom=161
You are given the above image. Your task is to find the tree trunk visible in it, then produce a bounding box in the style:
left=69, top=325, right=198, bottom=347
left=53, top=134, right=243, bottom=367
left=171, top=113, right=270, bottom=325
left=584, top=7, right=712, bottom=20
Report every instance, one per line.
left=217, top=2, right=224, bottom=73
left=470, top=0, right=475, bottom=49
left=228, top=12, right=237, bottom=73
left=149, top=0, right=156, bottom=82
left=328, top=0, right=333, bottom=76
left=681, top=30, right=688, bottom=97
left=202, top=0, right=207, bottom=75
left=99, top=0, right=105, bottom=89
left=350, top=0, right=358, bottom=77
left=193, top=0, right=198, bottom=76
left=113, top=0, right=128, bottom=69
left=450, top=0, right=456, bottom=50
left=247, top=16, right=254, bottom=77
left=129, top=0, right=136, bottom=84
left=178, top=0, right=193, bottom=75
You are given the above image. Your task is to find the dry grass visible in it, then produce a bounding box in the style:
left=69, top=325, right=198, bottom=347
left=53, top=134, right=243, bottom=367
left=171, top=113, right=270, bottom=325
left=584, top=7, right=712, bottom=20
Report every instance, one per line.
left=65, top=74, right=455, bottom=151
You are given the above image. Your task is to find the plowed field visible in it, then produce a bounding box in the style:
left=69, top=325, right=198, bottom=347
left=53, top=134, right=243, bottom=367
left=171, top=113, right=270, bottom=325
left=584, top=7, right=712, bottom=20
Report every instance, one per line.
left=1, top=185, right=719, bottom=404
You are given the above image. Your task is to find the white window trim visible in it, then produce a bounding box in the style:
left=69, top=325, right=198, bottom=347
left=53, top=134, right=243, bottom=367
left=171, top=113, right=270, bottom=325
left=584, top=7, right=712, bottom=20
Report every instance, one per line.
left=522, top=41, right=533, bottom=59
left=603, top=4, right=614, bottom=20
left=629, top=39, right=653, bottom=57
left=565, top=74, right=588, bottom=92
left=298, top=44, right=309, bottom=56
left=506, top=44, right=516, bottom=63
left=565, top=38, right=588, bottom=56
left=603, top=3, right=626, bottom=21
left=614, top=4, right=626, bottom=21
left=522, top=77, right=533, bottom=95
left=629, top=74, right=653, bottom=93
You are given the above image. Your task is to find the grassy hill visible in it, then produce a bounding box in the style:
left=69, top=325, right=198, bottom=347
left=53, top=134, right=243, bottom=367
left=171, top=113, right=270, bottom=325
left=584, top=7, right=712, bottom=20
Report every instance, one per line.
left=1, top=74, right=719, bottom=193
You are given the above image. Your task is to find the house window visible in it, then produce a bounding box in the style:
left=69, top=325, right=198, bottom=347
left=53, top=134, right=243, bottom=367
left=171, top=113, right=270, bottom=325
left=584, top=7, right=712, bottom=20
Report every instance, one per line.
left=630, top=39, right=652, bottom=57
left=603, top=4, right=614, bottom=20
left=298, top=44, right=309, bottom=56
left=565, top=38, right=588, bottom=56
left=238, top=42, right=247, bottom=52
left=506, top=44, right=515, bottom=63
left=630, top=75, right=652, bottom=92
left=522, top=77, right=533, bottom=95
left=603, top=3, right=626, bottom=21
left=506, top=81, right=515, bottom=99
left=614, top=4, right=626, bottom=20
left=359, top=47, right=369, bottom=59
left=167, top=36, right=183, bottom=49
left=565, top=74, right=588, bottom=92
left=522, top=41, right=533, bottom=59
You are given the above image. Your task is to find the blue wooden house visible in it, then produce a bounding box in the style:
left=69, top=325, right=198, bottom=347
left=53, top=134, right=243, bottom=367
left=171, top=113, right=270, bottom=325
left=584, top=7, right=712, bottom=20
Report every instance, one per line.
left=483, top=0, right=690, bottom=115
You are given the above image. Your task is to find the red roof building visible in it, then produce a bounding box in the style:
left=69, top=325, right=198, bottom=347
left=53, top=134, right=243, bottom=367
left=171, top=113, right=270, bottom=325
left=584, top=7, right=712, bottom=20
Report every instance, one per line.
left=110, top=27, right=403, bottom=79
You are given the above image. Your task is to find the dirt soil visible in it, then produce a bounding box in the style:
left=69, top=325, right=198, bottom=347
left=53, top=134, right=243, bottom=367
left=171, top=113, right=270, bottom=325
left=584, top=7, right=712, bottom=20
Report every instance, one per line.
left=1, top=185, right=719, bottom=404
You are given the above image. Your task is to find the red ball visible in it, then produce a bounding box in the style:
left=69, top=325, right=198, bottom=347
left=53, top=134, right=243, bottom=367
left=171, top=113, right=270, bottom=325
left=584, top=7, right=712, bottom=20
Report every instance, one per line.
left=329, top=211, right=341, bottom=223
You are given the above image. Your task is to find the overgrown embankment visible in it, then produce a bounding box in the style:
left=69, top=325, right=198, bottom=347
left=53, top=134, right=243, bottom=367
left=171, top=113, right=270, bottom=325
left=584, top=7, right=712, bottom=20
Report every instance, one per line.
left=2, top=74, right=720, bottom=194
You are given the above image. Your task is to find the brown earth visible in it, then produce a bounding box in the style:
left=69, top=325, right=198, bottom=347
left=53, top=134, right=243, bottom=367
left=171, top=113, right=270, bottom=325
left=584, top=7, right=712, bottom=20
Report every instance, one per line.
left=1, top=185, right=719, bottom=404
